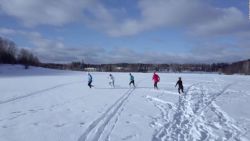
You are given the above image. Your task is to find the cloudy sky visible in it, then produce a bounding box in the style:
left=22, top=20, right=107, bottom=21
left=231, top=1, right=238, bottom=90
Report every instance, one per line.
left=0, top=0, right=250, bottom=64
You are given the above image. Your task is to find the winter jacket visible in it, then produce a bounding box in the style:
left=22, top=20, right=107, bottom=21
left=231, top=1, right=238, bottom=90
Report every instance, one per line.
left=176, top=80, right=183, bottom=88
left=88, top=74, right=92, bottom=82
left=109, top=75, right=115, bottom=82
left=130, top=75, right=134, bottom=81
left=152, top=73, right=160, bottom=82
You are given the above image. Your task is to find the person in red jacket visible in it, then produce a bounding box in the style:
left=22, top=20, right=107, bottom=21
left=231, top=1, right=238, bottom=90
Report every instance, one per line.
left=152, top=71, right=160, bottom=89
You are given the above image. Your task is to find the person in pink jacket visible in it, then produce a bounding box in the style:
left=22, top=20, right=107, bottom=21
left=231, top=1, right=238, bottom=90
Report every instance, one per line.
left=152, top=71, right=160, bottom=89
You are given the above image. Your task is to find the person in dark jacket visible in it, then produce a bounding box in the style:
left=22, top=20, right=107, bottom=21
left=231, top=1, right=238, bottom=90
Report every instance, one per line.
left=88, top=73, right=93, bottom=88
left=175, top=77, right=184, bottom=94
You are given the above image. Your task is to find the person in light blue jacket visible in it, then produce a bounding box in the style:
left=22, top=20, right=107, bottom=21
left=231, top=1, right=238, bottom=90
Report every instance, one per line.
left=129, top=73, right=135, bottom=87
left=88, top=73, right=93, bottom=88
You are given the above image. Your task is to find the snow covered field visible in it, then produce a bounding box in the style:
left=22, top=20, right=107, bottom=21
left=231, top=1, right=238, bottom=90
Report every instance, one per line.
left=0, top=65, right=250, bottom=141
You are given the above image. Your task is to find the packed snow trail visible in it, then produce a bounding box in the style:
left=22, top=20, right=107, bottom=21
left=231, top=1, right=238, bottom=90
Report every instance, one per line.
left=78, top=88, right=135, bottom=141
left=0, top=81, right=82, bottom=105
left=147, top=83, right=247, bottom=141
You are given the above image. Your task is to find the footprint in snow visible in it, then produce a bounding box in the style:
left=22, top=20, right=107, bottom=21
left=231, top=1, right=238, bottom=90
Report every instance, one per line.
left=122, top=134, right=137, bottom=140
left=11, top=111, right=22, bottom=114
left=8, top=113, right=27, bottom=120
left=54, top=123, right=66, bottom=128
left=29, top=109, right=37, bottom=113
left=2, top=125, right=7, bottom=128
left=79, top=122, right=85, bottom=126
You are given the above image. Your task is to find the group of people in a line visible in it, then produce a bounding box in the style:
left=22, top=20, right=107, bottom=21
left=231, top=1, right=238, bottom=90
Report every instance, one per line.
left=87, top=71, right=184, bottom=94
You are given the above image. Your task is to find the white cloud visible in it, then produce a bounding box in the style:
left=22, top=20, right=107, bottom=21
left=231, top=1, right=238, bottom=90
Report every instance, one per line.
left=0, top=28, right=17, bottom=34
left=1, top=0, right=249, bottom=37
left=191, top=7, right=250, bottom=36
left=84, top=0, right=250, bottom=37
left=0, top=0, right=93, bottom=26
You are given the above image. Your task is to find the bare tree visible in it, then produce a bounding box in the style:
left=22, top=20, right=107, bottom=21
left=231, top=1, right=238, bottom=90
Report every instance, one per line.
left=0, top=37, right=17, bottom=64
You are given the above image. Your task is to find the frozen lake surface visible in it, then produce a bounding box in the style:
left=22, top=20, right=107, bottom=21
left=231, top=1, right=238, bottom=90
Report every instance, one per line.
left=0, top=65, right=250, bottom=141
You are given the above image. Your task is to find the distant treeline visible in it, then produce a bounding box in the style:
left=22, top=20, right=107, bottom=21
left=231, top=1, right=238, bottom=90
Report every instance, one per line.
left=0, top=37, right=40, bottom=68
left=41, top=62, right=229, bottom=73
left=222, top=59, right=250, bottom=75
left=41, top=59, right=250, bottom=75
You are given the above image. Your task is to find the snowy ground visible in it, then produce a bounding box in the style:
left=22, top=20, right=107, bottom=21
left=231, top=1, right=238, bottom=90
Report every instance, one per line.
left=0, top=65, right=250, bottom=141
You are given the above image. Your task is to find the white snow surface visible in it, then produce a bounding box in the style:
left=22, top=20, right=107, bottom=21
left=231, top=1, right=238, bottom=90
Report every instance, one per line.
left=0, top=65, right=250, bottom=141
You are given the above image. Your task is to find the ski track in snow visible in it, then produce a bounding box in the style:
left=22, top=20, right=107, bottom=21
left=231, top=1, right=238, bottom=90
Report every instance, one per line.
left=0, top=81, right=82, bottom=105
left=78, top=88, right=135, bottom=141
left=147, top=83, right=247, bottom=141
left=78, top=80, right=144, bottom=141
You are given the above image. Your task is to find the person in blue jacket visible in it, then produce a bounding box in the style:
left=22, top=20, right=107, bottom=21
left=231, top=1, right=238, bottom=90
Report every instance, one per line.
left=129, top=73, right=135, bottom=87
left=88, top=73, right=94, bottom=88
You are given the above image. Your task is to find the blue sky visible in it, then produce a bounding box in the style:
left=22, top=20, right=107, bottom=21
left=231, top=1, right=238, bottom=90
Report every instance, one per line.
left=0, top=0, right=250, bottom=64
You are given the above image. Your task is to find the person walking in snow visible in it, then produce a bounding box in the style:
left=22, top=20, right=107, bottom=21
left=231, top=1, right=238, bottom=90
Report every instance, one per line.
left=129, top=73, right=135, bottom=87
left=88, top=73, right=93, bottom=88
left=152, top=71, right=160, bottom=89
left=108, top=74, right=115, bottom=88
left=175, top=77, right=184, bottom=94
